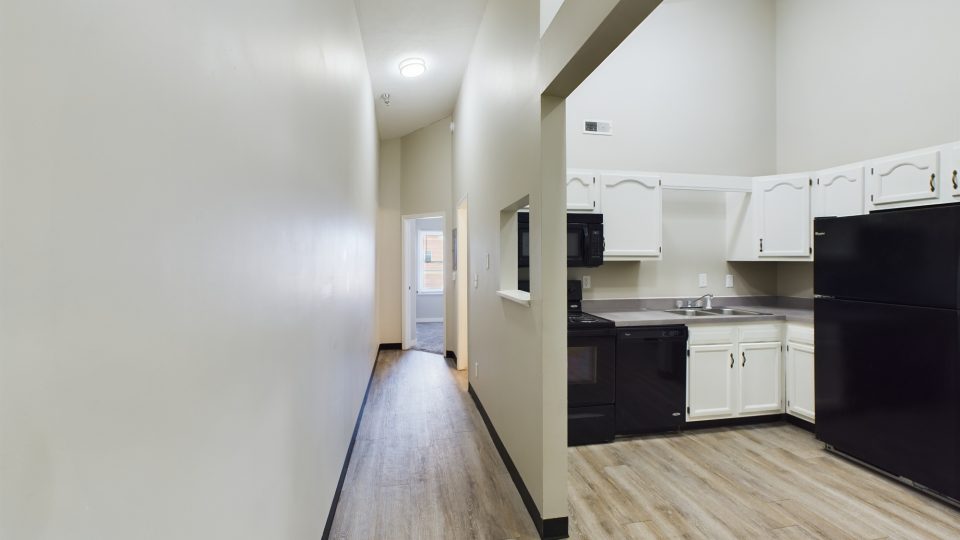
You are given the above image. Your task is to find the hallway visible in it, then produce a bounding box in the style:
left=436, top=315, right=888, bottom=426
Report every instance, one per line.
left=329, top=349, right=538, bottom=539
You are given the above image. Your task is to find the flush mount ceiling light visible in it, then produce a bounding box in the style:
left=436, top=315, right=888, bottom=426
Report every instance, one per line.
left=399, top=57, right=426, bottom=78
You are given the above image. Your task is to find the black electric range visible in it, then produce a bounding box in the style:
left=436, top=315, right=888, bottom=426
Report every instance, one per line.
left=566, top=280, right=616, bottom=445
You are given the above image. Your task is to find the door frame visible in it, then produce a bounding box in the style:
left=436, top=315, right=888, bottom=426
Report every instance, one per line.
left=456, top=197, right=469, bottom=371
left=401, top=212, right=446, bottom=351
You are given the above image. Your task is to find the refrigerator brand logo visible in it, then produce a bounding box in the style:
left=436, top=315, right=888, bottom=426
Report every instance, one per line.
left=815, top=232, right=826, bottom=236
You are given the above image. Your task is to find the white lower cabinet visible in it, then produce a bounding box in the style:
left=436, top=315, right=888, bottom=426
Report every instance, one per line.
left=785, top=323, right=816, bottom=422
left=738, top=342, right=783, bottom=416
left=687, top=344, right=736, bottom=419
left=686, top=324, right=784, bottom=422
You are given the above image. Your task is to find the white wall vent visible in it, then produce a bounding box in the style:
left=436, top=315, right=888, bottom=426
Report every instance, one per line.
left=583, top=120, right=613, bottom=135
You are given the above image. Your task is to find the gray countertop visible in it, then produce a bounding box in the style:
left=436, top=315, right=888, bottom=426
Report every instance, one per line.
left=587, top=305, right=813, bottom=327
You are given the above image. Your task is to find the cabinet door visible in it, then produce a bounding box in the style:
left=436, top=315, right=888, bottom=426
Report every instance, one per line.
left=599, top=174, right=662, bottom=260
left=687, top=343, right=736, bottom=420
left=755, top=175, right=811, bottom=258
left=567, top=171, right=598, bottom=213
left=948, top=144, right=960, bottom=200
left=814, top=166, right=865, bottom=218
left=738, top=341, right=783, bottom=416
left=868, top=148, right=940, bottom=207
left=786, top=341, right=815, bottom=421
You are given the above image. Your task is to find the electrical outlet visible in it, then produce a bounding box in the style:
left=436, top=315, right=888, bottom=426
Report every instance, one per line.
left=725, top=274, right=734, bottom=288
left=473, top=273, right=479, bottom=289
left=698, top=273, right=708, bottom=288
left=452, top=271, right=457, bottom=282
left=582, top=276, right=592, bottom=289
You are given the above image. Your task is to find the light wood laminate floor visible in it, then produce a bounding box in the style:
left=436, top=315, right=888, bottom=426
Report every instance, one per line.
left=329, top=349, right=539, bottom=539
left=331, top=349, right=960, bottom=539
left=569, top=425, right=960, bottom=539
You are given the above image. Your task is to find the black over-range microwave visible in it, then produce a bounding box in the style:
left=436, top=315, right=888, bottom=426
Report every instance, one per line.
left=518, top=212, right=604, bottom=268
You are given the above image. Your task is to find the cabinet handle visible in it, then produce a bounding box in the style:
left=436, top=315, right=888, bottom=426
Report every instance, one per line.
left=729, top=353, right=734, bottom=369
left=953, top=170, right=958, bottom=190
left=741, top=351, right=747, bottom=367
left=930, top=173, right=936, bottom=192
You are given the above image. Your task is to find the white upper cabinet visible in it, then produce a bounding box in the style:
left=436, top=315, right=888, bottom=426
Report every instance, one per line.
left=814, top=165, right=865, bottom=218
left=754, top=175, right=812, bottom=258
left=867, top=147, right=940, bottom=208
left=599, top=173, right=662, bottom=260
left=566, top=170, right=599, bottom=213
left=948, top=144, right=960, bottom=200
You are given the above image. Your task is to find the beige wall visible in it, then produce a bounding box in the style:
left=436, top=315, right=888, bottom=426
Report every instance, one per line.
left=0, top=1, right=378, bottom=538
left=570, top=191, right=779, bottom=299
left=377, top=139, right=404, bottom=343
left=775, top=0, right=960, bottom=173
left=774, top=0, right=960, bottom=298
left=375, top=117, right=454, bottom=347
left=566, top=0, right=779, bottom=300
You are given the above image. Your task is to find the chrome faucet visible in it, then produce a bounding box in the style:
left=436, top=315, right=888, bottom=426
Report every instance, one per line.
left=687, top=293, right=714, bottom=309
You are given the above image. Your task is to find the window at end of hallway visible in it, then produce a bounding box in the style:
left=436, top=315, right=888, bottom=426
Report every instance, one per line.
left=418, top=230, right=444, bottom=294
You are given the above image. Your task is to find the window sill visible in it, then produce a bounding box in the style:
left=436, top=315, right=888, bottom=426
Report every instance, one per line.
left=496, top=289, right=531, bottom=307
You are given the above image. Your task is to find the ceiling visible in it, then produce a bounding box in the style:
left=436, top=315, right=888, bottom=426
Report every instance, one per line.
left=355, top=0, right=488, bottom=140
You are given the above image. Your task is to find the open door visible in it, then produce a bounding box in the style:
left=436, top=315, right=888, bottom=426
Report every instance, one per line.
left=401, top=217, right=417, bottom=350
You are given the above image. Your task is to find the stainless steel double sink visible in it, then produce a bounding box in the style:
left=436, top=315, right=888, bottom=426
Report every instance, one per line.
left=664, top=307, right=769, bottom=317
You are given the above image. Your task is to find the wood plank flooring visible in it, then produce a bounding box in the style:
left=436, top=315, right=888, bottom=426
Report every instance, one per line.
left=569, top=425, right=960, bottom=539
left=329, top=349, right=539, bottom=540
left=331, top=349, right=960, bottom=539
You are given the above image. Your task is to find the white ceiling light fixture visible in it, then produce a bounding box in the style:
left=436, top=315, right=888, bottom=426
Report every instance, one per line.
left=399, top=57, right=427, bottom=78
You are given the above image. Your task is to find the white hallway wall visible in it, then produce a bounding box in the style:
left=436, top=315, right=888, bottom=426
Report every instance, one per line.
left=774, top=0, right=960, bottom=297
left=376, top=117, right=454, bottom=346
left=0, top=1, right=379, bottom=538
left=566, top=0, right=779, bottom=300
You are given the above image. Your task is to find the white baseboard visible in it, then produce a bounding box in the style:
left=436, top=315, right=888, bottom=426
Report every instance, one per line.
left=416, top=318, right=443, bottom=323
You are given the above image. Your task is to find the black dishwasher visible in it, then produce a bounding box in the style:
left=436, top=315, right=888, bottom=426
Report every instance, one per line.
left=615, top=326, right=688, bottom=435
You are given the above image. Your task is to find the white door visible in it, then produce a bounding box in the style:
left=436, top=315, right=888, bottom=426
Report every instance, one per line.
left=401, top=218, right=418, bottom=350
left=687, top=344, right=736, bottom=420
left=738, top=342, right=783, bottom=416
left=755, top=175, right=811, bottom=258
left=566, top=170, right=598, bottom=213
left=599, top=173, right=662, bottom=260
left=814, top=166, right=865, bottom=218
left=948, top=144, right=960, bottom=200
left=786, top=341, right=816, bottom=421
left=868, top=148, right=940, bottom=207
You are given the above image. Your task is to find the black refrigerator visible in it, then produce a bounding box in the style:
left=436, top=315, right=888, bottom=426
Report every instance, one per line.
left=814, top=203, right=960, bottom=503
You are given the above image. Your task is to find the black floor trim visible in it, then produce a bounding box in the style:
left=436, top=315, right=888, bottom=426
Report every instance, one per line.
left=445, top=350, right=457, bottom=360
left=321, top=350, right=380, bottom=540
left=468, top=383, right=569, bottom=540
left=378, top=342, right=402, bottom=350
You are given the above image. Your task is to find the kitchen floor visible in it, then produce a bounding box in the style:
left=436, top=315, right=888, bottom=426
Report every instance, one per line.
left=570, top=424, right=960, bottom=539
left=331, top=349, right=960, bottom=539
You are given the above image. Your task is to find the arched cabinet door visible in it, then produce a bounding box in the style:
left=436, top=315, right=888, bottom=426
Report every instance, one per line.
left=599, top=173, right=662, bottom=260
left=867, top=148, right=940, bottom=208
left=754, top=174, right=812, bottom=259
left=566, top=171, right=599, bottom=213
left=813, top=166, right=865, bottom=218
